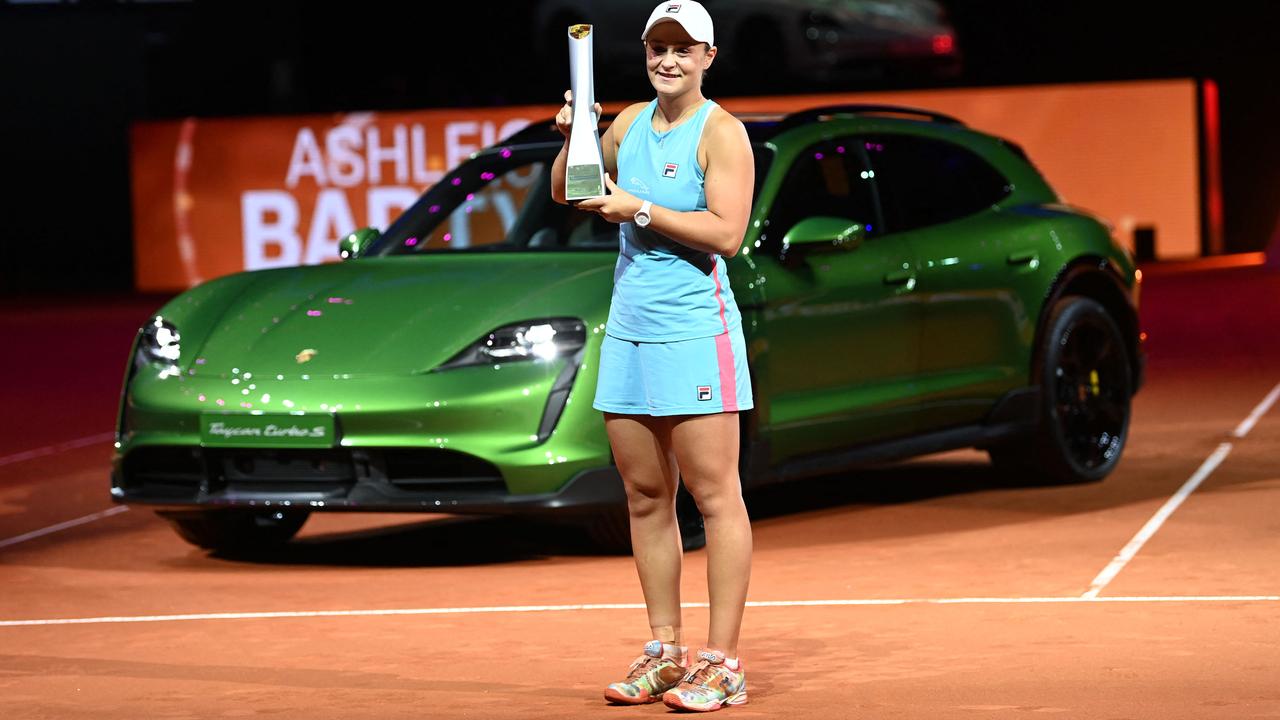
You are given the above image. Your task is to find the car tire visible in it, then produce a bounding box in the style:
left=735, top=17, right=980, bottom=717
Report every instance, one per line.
left=989, top=295, right=1132, bottom=484
left=585, top=482, right=706, bottom=554
left=159, top=509, right=310, bottom=553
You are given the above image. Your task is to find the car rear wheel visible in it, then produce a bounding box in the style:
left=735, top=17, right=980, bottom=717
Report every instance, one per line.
left=990, top=295, right=1132, bottom=484
left=159, top=509, right=310, bottom=553
left=585, top=482, right=706, bottom=554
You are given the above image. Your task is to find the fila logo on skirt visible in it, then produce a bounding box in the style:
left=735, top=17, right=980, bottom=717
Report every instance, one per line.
left=697, top=385, right=713, bottom=401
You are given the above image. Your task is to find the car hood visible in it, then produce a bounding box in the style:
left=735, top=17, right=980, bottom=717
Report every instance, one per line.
left=182, top=253, right=614, bottom=377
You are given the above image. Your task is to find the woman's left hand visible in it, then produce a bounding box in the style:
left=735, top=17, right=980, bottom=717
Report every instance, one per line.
left=576, top=175, right=642, bottom=224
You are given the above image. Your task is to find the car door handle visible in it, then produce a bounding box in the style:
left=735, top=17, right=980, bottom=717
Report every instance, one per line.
left=883, top=269, right=915, bottom=286
left=1007, top=250, right=1038, bottom=265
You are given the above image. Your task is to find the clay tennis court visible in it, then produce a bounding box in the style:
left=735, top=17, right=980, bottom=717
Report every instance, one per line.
left=2, top=258, right=1277, bottom=719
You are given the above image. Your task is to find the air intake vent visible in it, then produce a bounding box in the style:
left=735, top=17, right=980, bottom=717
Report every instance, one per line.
left=121, top=446, right=205, bottom=497
left=379, top=448, right=506, bottom=494
left=209, top=448, right=356, bottom=495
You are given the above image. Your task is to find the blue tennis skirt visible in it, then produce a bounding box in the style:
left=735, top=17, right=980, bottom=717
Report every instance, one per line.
left=592, top=326, right=754, bottom=416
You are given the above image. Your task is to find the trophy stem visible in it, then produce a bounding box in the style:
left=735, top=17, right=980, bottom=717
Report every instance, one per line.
left=566, top=23, right=606, bottom=201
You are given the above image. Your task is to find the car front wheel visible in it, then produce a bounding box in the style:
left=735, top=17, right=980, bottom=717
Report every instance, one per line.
left=159, top=509, right=310, bottom=553
left=990, top=295, right=1133, bottom=484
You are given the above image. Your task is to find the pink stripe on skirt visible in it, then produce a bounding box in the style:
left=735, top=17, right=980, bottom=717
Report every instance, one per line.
left=714, top=332, right=739, bottom=413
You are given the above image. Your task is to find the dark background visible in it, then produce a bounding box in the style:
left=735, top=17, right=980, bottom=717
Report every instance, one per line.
left=2, top=0, right=1278, bottom=296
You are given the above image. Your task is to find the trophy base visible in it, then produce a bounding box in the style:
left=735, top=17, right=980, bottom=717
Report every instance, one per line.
left=566, top=164, right=605, bottom=201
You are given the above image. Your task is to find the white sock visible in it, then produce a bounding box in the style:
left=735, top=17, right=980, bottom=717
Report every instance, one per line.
left=661, top=642, right=687, bottom=660
left=723, top=656, right=740, bottom=671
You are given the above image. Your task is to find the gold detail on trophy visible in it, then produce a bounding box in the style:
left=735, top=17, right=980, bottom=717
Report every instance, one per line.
left=568, top=24, right=592, bottom=39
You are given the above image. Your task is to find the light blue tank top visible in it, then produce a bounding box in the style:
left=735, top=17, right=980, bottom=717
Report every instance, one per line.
left=605, top=98, right=743, bottom=342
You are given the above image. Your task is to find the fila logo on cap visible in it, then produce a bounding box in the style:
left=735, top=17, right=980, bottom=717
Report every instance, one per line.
left=663, top=163, right=679, bottom=178
left=642, top=0, right=713, bottom=46
left=697, top=385, right=712, bottom=401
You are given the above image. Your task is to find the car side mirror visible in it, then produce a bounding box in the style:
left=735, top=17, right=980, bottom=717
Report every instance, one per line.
left=781, top=216, right=867, bottom=252
left=339, top=227, right=381, bottom=260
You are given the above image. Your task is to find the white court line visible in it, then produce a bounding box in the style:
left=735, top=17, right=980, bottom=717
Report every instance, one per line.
left=1234, top=381, right=1280, bottom=438
left=0, top=432, right=123, bottom=549
left=5, top=384, right=1276, bottom=618
left=2, top=595, right=1277, bottom=628
left=0, top=431, right=115, bottom=468
left=1083, top=377, right=1280, bottom=598
left=0, top=506, right=130, bottom=550
left=1083, top=443, right=1233, bottom=598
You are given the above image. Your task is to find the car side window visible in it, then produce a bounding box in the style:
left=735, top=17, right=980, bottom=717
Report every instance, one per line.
left=861, top=133, right=1012, bottom=233
left=417, top=162, right=546, bottom=249
left=377, top=155, right=619, bottom=254
left=758, top=138, right=879, bottom=256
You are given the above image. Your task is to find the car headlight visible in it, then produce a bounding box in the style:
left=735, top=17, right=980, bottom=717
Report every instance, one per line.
left=135, top=316, right=181, bottom=372
left=436, top=318, right=586, bottom=371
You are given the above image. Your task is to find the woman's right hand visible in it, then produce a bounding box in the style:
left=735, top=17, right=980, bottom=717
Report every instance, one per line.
left=556, top=89, right=603, bottom=139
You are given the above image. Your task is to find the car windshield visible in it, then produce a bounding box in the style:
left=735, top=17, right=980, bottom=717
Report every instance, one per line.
left=368, top=142, right=774, bottom=256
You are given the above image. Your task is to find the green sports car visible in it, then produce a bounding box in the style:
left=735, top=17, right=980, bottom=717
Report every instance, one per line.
left=112, top=104, right=1143, bottom=553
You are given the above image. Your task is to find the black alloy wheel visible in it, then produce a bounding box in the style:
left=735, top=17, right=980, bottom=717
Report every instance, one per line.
left=1049, top=301, right=1131, bottom=474
left=990, top=296, right=1132, bottom=484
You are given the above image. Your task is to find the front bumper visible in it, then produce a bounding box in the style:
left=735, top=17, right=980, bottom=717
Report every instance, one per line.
left=111, top=444, right=625, bottom=515
left=117, top=330, right=612, bottom=498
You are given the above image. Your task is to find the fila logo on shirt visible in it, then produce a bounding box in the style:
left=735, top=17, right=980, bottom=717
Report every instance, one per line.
left=697, top=385, right=713, bottom=401
left=666, top=3, right=681, bottom=13
left=662, top=163, right=679, bottom=179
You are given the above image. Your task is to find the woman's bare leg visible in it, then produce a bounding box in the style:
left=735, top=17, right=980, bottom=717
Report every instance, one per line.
left=670, top=411, right=751, bottom=658
left=604, top=412, right=684, bottom=644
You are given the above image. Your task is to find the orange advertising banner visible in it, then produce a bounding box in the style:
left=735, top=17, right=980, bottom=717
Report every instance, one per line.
left=130, top=79, right=1207, bottom=291
left=131, top=106, right=553, bottom=291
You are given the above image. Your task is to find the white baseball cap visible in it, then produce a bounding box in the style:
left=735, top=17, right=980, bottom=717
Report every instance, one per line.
left=641, top=1, right=714, bottom=47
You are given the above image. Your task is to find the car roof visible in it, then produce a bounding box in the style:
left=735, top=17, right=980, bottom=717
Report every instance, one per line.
left=496, top=103, right=1032, bottom=166
left=501, top=103, right=967, bottom=147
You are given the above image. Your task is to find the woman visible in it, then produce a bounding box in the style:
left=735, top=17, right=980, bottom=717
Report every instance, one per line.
left=551, top=0, right=755, bottom=712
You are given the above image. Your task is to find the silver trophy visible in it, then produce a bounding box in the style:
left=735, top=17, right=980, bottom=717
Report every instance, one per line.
left=565, top=23, right=606, bottom=201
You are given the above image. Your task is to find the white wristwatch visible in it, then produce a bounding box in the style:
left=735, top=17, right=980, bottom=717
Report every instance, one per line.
left=634, top=200, right=653, bottom=228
